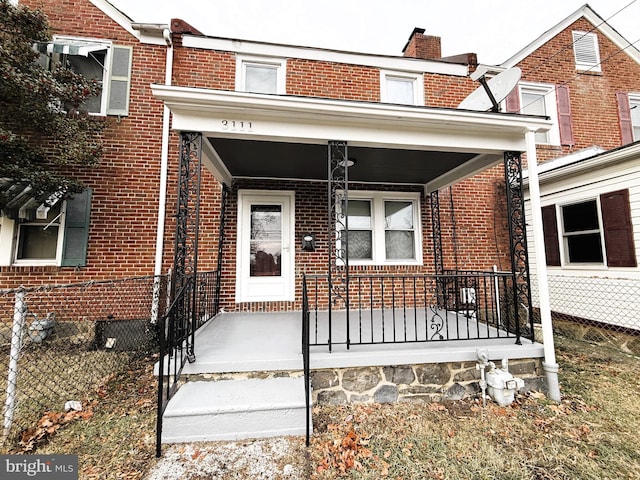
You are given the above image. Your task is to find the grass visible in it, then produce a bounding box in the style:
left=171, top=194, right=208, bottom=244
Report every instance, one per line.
left=3, top=334, right=640, bottom=479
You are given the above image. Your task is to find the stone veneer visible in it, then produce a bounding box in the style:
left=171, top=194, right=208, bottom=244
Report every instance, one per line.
left=183, top=358, right=546, bottom=406
left=310, top=358, right=545, bottom=405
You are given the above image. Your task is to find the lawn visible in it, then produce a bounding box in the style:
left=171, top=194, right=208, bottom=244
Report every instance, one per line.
left=4, top=334, right=640, bottom=479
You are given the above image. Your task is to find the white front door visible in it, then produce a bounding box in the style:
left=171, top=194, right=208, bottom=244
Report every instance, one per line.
left=236, top=190, right=295, bottom=302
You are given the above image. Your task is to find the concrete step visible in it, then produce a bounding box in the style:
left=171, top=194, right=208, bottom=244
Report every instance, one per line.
left=162, top=376, right=311, bottom=443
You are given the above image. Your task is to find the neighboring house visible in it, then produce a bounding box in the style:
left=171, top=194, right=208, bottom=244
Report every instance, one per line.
left=524, top=142, right=640, bottom=332
left=502, top=5, right=640, bottom=333
left=3, top=0, right=638, bottom=447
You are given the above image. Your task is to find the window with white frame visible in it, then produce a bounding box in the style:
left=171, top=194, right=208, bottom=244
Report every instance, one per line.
left=39, top=36, right=133, bottom=116
left=16, top=202, right=64, bottom=262
left=560, top=199, right=604, bottom=264
left=235, top=55, right=286, bottom=94
left=519, top=83, right=560, bottom=145
left=572, top=31, right=601, bottom=72
left=380, top=70, right=424, bottom=106
left=630, top=94, right=640, bottom=141
left=338, top=191, right=422, bottom=265
left=0, top=189, right=92, bottom=267
left=542, top=189, right=637, bottom=268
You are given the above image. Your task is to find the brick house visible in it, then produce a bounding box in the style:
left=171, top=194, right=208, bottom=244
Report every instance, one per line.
left=498, top=5, right=640, bottom=334
left=3, top=0, right=636, bottom=446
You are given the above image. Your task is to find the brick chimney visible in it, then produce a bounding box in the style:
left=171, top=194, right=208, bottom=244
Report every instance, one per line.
left=402, top=27, right=441, bottom=60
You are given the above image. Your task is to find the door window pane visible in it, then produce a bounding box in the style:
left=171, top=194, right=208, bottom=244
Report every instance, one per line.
left=250, top=205, right=281, bottom=276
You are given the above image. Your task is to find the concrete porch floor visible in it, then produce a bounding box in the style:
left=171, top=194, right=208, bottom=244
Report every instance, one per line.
left=182, top=310, right=544, bottom=375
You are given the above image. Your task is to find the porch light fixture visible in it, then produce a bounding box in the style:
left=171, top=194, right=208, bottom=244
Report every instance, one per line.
left=338, top=158, right=356, bottom=168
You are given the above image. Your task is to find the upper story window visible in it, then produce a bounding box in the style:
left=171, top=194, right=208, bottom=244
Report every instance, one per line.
left=337, top=191, right=422, bottom=265
left=236, top=55, right=286, bottom=94
left=380, top=70, right=424, bottom=106
left=630, top=94, right=640, bottom=141
left=518, top=82, right=560, bottom=145
left=572, top=31, right=601, bottom=72
left=38, top=36, right=133, bottom=116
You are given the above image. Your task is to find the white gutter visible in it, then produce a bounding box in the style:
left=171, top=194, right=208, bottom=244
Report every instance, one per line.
left=524, top=130, right=561, bottom=402
left=152, top=28, right=173, bottom=322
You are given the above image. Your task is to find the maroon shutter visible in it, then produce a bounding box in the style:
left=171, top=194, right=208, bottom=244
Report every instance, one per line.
left=556, top=85, right=574, bottom=146
left=616, top=92, right=634, bottom=145
left=600, top=189, right=637, bottom=267
left=505, top=86, right=521, bottom=113
left=542, top=205, right=561, bottom=266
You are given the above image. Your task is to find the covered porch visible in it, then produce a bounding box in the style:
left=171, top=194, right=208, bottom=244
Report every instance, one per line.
left=151, top=84, right=557, bottom=453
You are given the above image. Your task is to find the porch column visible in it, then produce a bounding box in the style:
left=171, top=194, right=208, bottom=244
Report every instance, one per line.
left=328, top=140, right=350, bottom=350
left=172, top=131, right=203, bottom=361
left=523, top=131, right=561, bottom=402
left=430, top=190, right=445, bottom=306
left=504, top=150, right=534, bottom=345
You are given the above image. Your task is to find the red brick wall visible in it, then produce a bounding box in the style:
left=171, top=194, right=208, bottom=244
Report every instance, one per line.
left=515, top=17, right=640, bottom=158
left=3, top=0, right=171, bottom=290
left=10, top=2, right=627, bottom=315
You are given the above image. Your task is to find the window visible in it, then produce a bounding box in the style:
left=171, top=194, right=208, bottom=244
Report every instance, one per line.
left=630, top=94, right=640, bottom=141
left=338, top=191, right=422, bottom=265
left=38, top=37, right=133, bottom=116
left=236, top=55, right=286, bottom=94
left=518, top=83, right=560, bottom=144
left=380, top=70, right=424, bottom=106
left=0, top=189, right=92, bottom=267
left=573, top=31, right=601, bottom=72
left=541, top=189, right=637, bottom=268
left=561, top=200, right=603, bottom=264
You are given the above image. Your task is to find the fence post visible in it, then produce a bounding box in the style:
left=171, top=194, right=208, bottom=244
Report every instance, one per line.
left=3, top=289, right=26, bottom=443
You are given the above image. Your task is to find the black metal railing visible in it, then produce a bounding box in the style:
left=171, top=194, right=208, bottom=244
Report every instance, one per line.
left=304, top=270, right=530, bottom=349
left=155, top=270, right=219, bottom=457
left=301, top=274, right=311, bottom=447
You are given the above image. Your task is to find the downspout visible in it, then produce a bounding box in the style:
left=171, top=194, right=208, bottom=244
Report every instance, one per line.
left=152, top=28, right=174, bottom=323
left=524, top=130, right=561, bottom=402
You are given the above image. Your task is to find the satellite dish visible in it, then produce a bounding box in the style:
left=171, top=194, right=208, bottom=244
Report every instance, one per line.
left=458, top=67, right=521, bottom=112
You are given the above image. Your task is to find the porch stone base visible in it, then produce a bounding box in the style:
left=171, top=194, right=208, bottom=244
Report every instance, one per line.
left=311, top=358, right=545, bottom=405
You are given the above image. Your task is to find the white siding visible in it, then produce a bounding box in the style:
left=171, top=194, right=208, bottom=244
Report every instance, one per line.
left=525, top=155, right=640, bottom=330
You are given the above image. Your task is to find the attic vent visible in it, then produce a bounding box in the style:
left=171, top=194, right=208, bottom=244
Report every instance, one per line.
left=572, top=31, right=601, bottom=72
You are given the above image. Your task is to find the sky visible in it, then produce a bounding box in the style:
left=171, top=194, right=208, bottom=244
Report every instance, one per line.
left=108, top=0, right=640, bottom=65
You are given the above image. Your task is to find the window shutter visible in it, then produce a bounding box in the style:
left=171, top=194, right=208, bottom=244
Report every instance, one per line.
left=542, top=205, right=561, bottom=266
left=600, top=189, right=637, bottom=267
left=61, top=189, right=92, bottom=267
left=616, top=92, right=634, bottom=145
left=106, top=45, right=132, bottom=116
left=556, top=85, right=574, bottom=146
left=505, top=85, right=521, bottom=113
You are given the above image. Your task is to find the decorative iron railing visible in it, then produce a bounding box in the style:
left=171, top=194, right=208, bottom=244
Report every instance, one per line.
left=303, top=270, right=530, bottom=349
left=155, top=270, right=219, bottom=457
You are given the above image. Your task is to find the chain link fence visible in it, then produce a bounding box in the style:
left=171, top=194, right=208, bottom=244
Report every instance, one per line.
left=0, top=275, right=168, bottom=447
left=531, top=274, right=640, bottom=354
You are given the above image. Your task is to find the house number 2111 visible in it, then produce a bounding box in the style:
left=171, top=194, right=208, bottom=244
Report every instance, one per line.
left=221, top=120, right=253, bottom=132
